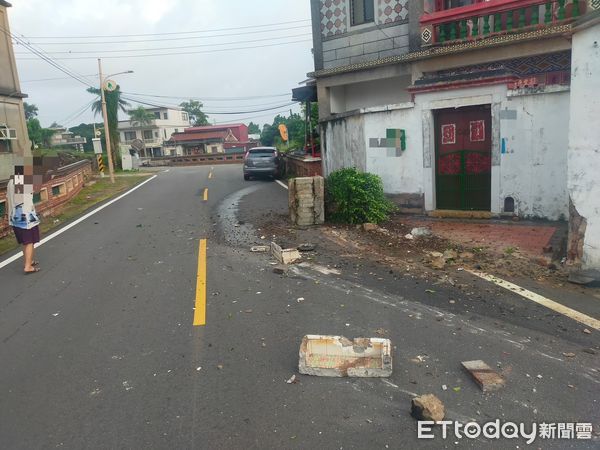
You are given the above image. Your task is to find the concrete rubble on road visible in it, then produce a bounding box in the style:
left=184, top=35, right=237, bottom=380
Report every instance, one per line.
left=272, top=265, right=289, bottom=275
left=462, top=360, right=506, bottom=392
left=411, top=394, right=445, bottom=422
left=251, top=245, right=270, bottom=253
left=362, top=223, right=379, bottom=232
left=410, top=227, right=432, bottom=238
left=271, top=242, right=301, bottom=265
left=298, top=335, right=392, bottom=378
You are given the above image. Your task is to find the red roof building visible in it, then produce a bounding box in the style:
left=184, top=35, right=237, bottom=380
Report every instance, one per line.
left=168, top=124, right=258, bottom=155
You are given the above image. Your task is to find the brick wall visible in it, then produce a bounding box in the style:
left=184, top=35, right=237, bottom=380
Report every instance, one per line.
left=284, top=155, right=323, bottom=178
left=0, top=160, right=92, bottom=238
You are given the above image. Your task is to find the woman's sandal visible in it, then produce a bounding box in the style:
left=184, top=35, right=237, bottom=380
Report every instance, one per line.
left=32, top=261, right=39, bottom=267
left=24, top=267, right=41, bottom=275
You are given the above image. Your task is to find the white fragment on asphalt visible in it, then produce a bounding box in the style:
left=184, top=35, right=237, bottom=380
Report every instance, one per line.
left=345, top=323, right=350, bottom=327
left=286, top=375, right=296, bottom=384
left=536, top=374, right=543, bottom=379
left=442, top=385, right=448, bottom=391
left=297, top=297, right=305, bottom=303
left=52, top=313, right=60, bottom=317
left=196, top=367, right=202, bottom=371
left=256, top=292, right=262, bottom=295
left=122, top=381, right=133, bottom=391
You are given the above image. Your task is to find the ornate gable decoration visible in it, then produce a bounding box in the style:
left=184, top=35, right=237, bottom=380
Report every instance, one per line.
left=224, top=129, right=239, bottom=143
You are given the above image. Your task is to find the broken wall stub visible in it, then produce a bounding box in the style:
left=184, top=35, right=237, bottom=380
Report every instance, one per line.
left=298, top=335, right=392, bottom=378
left=289, top=176, right=325, bottom=226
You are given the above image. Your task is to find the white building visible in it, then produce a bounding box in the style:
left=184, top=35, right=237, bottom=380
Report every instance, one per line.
left=48, top=127, right=86, bottom=152
left=118, top=107, right=190, bottom=157
left=308, top=0, right=600, bottom=273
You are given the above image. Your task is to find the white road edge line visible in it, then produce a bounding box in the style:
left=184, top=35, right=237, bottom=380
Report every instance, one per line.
left=0, top=175, right=158, bottom=270
left=467, top=270, right=600, bottom=330
left=276, top=180, right=288, bottom=190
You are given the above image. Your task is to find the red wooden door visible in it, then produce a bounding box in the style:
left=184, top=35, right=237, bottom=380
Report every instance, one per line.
left=435, top=105, right=492, bottom=211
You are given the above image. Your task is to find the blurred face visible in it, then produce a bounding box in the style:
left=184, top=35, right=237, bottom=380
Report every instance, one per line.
left=13, top=156, right=43, bottom=195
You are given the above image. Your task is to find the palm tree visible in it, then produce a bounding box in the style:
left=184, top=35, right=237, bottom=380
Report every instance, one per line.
left=87, top=85, right=129, bottom=169
left=128, top=106, right=155, bottom=127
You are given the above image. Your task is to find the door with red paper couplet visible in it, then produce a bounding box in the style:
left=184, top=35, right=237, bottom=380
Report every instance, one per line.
left=435, top=105, right=492, bottom=211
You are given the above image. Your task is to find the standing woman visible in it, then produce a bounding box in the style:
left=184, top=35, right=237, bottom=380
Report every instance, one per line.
left=6, top=167, right=41, bottom=274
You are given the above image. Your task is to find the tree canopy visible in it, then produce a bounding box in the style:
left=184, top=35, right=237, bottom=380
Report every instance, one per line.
left=179, top=100, right=209, bottom=126
left=247, top=122, right=261, bottom=134
left=24, top=102, right=38, bottom=121
left=128, top=106, right=155, bottom=127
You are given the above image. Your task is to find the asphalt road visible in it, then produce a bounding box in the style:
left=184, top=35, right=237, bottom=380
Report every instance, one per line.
left=0, top=165, right=598, bottom=449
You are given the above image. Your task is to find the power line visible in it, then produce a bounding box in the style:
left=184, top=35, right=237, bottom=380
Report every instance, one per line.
left=59, top=100, right=96, bottom=127
left=14, top=32, right=311, bottom=55
left=25, top=19, right=311, bottom=39
left=214, top=106, right=301, bottom=125
left=122, top=92, right=291, bottom=102
left=16, top=25, right=311, bottom=46
left=121, top=95, right=298, bottom=115
left=0, top=26, right=95, bottom=88
left=21, top=74, right=98, bottom=83
left=15, top=38, right=312, bottom=60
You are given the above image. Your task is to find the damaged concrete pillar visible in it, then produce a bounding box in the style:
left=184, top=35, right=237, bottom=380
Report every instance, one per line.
left=567, top=18, right=600, bottom=280
left=289, top=176, right=325, bottom=226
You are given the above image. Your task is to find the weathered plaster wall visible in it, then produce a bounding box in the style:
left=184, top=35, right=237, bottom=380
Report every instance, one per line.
left=322, top=82, right=570, bottom=220
left=363, top=104, right=423, bottom=195
left=329, top=75, right=411, bottom=113
left=322, top=114, right=366, bottom=175
left=568, top=20, right=600, bottom=269
left=499, top=89, right=570, bottom=220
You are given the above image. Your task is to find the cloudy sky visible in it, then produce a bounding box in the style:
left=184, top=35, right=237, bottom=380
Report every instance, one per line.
left=7, top=0, right=314, bottom=128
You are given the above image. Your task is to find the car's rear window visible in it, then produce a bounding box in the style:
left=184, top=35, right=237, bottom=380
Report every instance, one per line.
left=249, top=149, right=276, bottom=157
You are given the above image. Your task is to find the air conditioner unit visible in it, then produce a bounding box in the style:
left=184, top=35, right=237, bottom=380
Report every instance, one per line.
left=0, top=127, right=17, bottom=140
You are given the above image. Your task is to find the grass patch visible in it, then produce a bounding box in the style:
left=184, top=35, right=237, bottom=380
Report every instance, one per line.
left=0, top=174, right=151, bottom=257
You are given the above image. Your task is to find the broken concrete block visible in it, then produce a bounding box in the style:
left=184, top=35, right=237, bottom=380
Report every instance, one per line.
left=362, top=223, right=379, bottom=232
left=251, top=245, right=270, bottom=253
left=462, top=360, right=505, bottom=392
left=411, top=227, right=432, bottom=237
left=411, top=394, right=445, bottom=422
left=271, top=242, right=301, bottom=265
left=298, top=335, right=392, bottom=378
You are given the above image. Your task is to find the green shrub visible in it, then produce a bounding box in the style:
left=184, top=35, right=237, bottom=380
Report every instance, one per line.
left=326, top=167, right=395, bottom=224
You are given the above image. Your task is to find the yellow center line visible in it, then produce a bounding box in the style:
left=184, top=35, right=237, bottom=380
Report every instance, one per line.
left=193, top=239, right=207, bottom=326
left=203, top=188, right=208, bottom=201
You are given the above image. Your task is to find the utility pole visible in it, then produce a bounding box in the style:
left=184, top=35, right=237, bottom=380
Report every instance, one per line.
left=98, top=58, right=116, bottom=184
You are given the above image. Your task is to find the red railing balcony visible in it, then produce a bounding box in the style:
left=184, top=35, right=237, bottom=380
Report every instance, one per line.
left=420, top=0, right=593, bottom=46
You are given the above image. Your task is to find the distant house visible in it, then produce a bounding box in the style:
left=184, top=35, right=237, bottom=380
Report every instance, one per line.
left=0, top=0, right=30, bottom=181
left=48, top=127, right=87, bottom=152
left=118, top=107, right=190, bottom=157
left=169, top=124, right=258, bottom=156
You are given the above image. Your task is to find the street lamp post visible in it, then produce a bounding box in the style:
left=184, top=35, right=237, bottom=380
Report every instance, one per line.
left=97, top=58, right=133, bottom=184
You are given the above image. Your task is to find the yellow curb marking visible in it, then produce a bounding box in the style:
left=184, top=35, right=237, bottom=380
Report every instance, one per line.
left=468, top=270, right=600, bottom=330
left=193, top=239, right=207, bottom=326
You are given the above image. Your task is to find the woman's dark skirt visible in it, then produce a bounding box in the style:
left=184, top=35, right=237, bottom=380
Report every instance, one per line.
left=13, top=226, right=41, bottom=245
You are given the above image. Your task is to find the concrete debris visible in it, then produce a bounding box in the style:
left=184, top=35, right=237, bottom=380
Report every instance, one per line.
left=273, top=265, right=289, bottom=275
left=286, top=375, right=298, bottom=384
left=298, top=335, right=392, bottom=378
left=362, top=223, right=379, bottom=232
left=459, top=252, right=475, bottom=259
left=583, top=329, right=592, bottom=334
left=411, top=394, right=445, bottom=422
left=251, top=245, right=270, bottom=253
left=430, top=256, right=446, bottom=270
left=297, top=243, right=316, bottom=252
left=462, top=360, right=505, bottom=392
left=271, top=242, right=301, bottom=265
left=443, top=249, right=458, bottom=260
left=410, top=227, right=432, bottom=238
left=404, top=234, right=414, bottom=240
left=562, top=352, right=576, bottom=358
left=429, top=251, right=444, bottom=258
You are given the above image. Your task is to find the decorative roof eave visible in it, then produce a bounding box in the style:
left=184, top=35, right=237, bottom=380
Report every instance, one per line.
left=0, top=1, right=12, bottom=8
left=408, top=75, right=518, bottom=94
left=309, top=24, right=572, bottom=79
